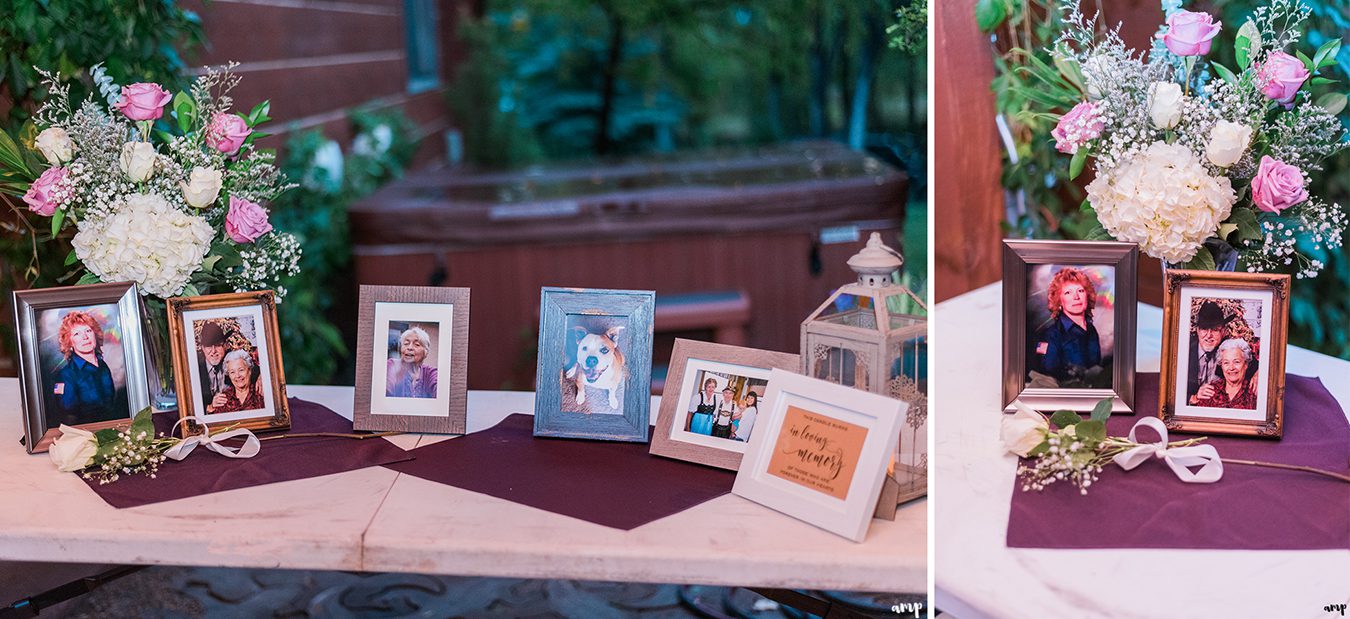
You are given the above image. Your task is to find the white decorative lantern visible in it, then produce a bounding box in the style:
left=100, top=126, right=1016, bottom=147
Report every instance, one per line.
left=801, top=232, right=927, bottom=506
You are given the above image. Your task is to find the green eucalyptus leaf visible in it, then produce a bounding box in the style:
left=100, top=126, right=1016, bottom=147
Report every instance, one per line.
left=1183, top=248, right=1217, bottom=271
left=1296, top=50, right=1315, bottom=72
left=1234, top=21, right=1259, bottom=70
left=50, top=208, right=65, bottom=237
left=1069, top=147, right=1088, bottom=180
left=1090, top=398, right=1113, bottom=422
left=1317, top=92, right=1348, bottom=116
left=975, top=0, right=1007, bottom=33
left=1211, top=62, right=1238, bottom=86
left=1311, top=77, right=1340, bottom=87
left=1075, top=419, right=1106, bottom=442
left=1049, top=409, right=1082, bottom=429
left=76, top=272, right=101, bottom=285
left=1314, top=38, right=1342, bottom=70
left=63, top=248, right=78, bottom=266
left=1079, top=199, right=1095, bottom=214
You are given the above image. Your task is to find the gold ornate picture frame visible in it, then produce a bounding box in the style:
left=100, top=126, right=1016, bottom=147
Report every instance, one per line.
left=1159, top=270, right=1289, bottom=438
left=167, top=290, right=290, bottom=434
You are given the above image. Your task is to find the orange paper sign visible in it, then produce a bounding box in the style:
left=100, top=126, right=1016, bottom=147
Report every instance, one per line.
left=766, top=405, right=868, bottom=501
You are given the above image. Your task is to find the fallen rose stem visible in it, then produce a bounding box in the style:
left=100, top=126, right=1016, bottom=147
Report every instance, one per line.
left=258, top=431, right=404, bottom=441
left=1221, top=459, right=1350, bottom=483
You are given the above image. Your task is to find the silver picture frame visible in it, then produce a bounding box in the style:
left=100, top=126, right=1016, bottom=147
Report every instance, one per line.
left=1002, top=239, right=1138, bottom=413
left=13, top=282, right=154, bottom=453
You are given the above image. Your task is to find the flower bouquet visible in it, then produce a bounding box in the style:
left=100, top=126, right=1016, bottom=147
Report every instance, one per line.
left=1045, top=1, right=1347, bottom=277
left=0, top=65, right=300, bottom=404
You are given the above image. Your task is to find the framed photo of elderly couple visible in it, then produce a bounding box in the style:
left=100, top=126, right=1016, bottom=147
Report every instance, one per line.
left=1002, top=240, right=1138, bottom=414
left=167, top=291, right=290, bottom=433
left=353, top=285, right=471, bottom=434
left=1159, top=270, right=1289, bottom=438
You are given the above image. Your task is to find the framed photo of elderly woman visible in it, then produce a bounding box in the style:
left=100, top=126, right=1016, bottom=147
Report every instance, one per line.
left=1002, top=240, right=1138, bottom=413
left=649, top=339, right=799, bottom=470
left=1159, top=270, right=1289, bottom=438
left=353, top=285, right=470, bottom=434
left=13, top=282, right=154, bottom=453
left=167, top=290, right=289, bottom=433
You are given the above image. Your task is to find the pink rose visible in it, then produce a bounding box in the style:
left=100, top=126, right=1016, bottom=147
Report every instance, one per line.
left=1052, top=102, right=1104, bottom=154
left=1160, top=10, right=1221, bottom=57
left=1250, top=156, right=1308, bottom=213
left=225, top=195, right=273, bottom=243
left=1256, top=51, right=1310, bottom=108
left=205, top=113, right=252, bottom=155
left=22, top=166, right=70, bottom=216
left=114, top=83, right=172, bottom=121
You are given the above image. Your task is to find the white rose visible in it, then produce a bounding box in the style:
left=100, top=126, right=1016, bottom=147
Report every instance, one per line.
left=1148, top=82, right=1185, bottom=130
left=48, top=425, right=98, bottom=472
left=180, top=167, right=223, bottom=208
left=1205, top=120, right=1253, bottom=168
left=1000, top=402, right=1049, bottom=457
left=119, top=141, right=157, bottom=182
left=34, top=127, right=75, bottom=165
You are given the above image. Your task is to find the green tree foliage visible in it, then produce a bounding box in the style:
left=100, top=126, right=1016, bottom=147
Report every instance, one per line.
left=449, top=0, right=917, bottom=166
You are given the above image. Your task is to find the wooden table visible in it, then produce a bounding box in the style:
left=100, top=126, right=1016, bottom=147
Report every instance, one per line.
left=0, top=384, right=924, bottom=593
left=933, top=283, right=1350, bottom=619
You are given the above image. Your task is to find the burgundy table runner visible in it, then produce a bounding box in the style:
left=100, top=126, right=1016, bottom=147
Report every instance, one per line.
left=1007, top=373, right=1350, bottom=550
left=85, top=398, right=413, bottom=508
left=384, top=414, right=736, bottom=530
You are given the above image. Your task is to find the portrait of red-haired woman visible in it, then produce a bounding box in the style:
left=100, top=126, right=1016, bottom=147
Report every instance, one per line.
left=45, top=308, right=126, bottom=427
left=1026, top=265, right=1115, bottom=389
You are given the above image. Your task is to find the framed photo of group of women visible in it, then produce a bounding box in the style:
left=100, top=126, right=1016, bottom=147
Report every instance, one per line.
left=1001, top=240, right=1138, bottom=414
left=13, top=282, right=153, bottom=453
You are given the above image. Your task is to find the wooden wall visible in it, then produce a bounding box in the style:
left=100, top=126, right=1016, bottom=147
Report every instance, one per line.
left=934, top=0, right=1183, bottom=306
left=181, top=0, right=478, bottom=165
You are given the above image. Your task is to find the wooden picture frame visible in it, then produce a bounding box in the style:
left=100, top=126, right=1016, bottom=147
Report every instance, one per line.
left=353, top=285, right=470, bottom=434
left=733, top=368, right=905, bottom=542
left=1002, top=239, right=1138, bottom=413
left=650, top=339, right=800, bottom=470
left=167, top=290, right=290, bottom=433
left=534, top=287, right=654, bottom=442
left=13, top=282, right=153, bottom=453
left=1159, top=270, right=1289, bottom=438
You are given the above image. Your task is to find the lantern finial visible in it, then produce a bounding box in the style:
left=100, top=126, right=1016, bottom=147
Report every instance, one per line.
left=847, top=233, right=902, bottom=288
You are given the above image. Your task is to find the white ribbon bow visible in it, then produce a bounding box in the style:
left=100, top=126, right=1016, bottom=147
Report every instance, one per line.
left=164, top=418, right=261, bottom=461
left=1112, top=417, right=1223, bottom=483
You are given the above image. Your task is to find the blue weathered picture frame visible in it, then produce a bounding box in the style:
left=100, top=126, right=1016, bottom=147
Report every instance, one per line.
left=534, top=287, right=655, bottom=442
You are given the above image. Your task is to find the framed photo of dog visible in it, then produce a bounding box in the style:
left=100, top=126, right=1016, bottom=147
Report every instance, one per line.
left=534, top=287, right=655, bottom=442
left=733, top=368, right=906, bottom=542
left=1159, top=270, right=1290, bottom=438
left=353, top=285, right=470, bottom=434
left=1002, top=239, right=1138, bottom=414
left=167, top=290, right=290, bottom=433
left=650, top=339, right=799, bottom=470
left=13, top=282, right=154, bottom=453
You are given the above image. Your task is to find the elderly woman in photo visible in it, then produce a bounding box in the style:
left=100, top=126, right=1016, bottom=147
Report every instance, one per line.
left=1193, top=338, right=1258, bottom=410
left=1032, top=267, right=1102, bottom=385
left=50, top=310, right=117, bottom=426
left=215, top=349, right=266, bottom=413
left=387, top=326, right=438, bottom=399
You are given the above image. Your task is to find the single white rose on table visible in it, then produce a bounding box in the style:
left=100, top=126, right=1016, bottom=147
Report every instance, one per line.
left=49, top=425, right=98, bottom=472
left=119, top=141, right=157, bottom=182
left=180, top=167, right=224, bottom=208
left=1205, top=120, right=1253, bottom=168
left=1148, top=82, right=1185, bottom=130
left=1001, top=401, right=1049, bottom=457
left=35, top=127, right=76, bottom=165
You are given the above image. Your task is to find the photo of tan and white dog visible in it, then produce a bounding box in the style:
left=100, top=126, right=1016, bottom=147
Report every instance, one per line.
left=562, top=322, right=627, bottom=413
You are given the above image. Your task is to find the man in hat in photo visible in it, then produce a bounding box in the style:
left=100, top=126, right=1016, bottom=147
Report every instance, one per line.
left=197, top=321, right=231, bottom=413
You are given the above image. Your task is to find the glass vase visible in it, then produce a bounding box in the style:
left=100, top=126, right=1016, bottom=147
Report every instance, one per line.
left=142, top=297, right=179, bottom=412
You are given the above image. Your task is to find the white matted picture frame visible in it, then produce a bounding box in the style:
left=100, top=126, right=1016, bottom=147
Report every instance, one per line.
left=650, top=339, right=800, bottom=470
left=353, top=285, right=470, bottom=434
left=1159, top=270, right=1289, bottom=438
left=733, top=368, right=905, bottom=542
left=167, top=290, right=290, bottom=434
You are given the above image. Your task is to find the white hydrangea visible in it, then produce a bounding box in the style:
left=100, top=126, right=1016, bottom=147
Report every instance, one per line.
left=72, top=193, right=214, bottom=297
left=1087, top=141, right=1236, bottom=264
